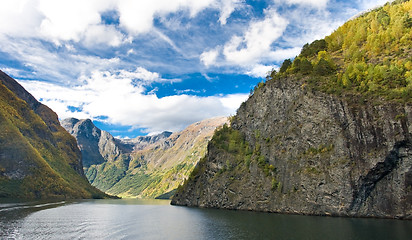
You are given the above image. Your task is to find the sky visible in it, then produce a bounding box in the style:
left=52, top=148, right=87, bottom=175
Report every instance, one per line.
left=0, top=0, right=388, bottom=138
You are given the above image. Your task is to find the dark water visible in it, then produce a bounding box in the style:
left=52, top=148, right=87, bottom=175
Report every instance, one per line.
left=1, top=199, right=411, bottom=240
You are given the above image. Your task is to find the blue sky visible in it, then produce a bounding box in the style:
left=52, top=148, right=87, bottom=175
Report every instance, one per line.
left=0, top=0, right=388, bottom=138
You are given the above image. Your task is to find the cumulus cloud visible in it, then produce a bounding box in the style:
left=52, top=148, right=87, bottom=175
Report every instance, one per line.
left=83, top=24, right=125, bottom=47
left=200, top=48, right=220, bottom=67
left=19, top=69, right=247, bottom=133
left=0, top=0, right=43, bottom=37
left=37, top=0, right=123, bottom=45
left=246, top=64, right=276, bottom=78
left=223, top=8, right=288, bottom=65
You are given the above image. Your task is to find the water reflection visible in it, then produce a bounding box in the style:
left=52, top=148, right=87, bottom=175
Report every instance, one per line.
left=0, top=199, right=69, bottom=238
left=1, top=199, right=411, bottom=240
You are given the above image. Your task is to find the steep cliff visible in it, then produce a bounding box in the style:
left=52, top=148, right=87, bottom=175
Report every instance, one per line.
left=0, top=70, right=108, bottom=199
left=172, top=77, right=411, bottom=218
left=172, top=1, right=412, bottom=219
left=62, top=117, right=227, bottom=198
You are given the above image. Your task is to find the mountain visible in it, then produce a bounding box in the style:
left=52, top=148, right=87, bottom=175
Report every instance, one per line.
left=172, top=1, right=412, bottom=219
left=62, top=116, right=227, bottom=198
left=0, top=70, right=108, bottom=199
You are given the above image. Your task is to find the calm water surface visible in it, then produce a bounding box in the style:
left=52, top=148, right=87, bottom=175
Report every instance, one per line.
left=1, top=199, right=411, bottom=240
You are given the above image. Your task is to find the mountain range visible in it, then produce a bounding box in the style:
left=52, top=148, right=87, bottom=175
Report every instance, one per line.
left=62, top=116, right=227, bottom=198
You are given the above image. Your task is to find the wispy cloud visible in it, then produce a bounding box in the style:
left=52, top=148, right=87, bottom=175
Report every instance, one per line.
left=0, top=35, right=120, bottom=84
left=219, top=0, right=245, bottom=25
left=281, top=0, right=329, bottom=8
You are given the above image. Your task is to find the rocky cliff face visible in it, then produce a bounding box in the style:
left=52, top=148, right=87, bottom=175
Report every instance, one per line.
left=172, top=1, right=412, bottom=219
left=172, top=77, right=411, bottom=219
left=62, top=118, right=108, bottom=168
left=0, top=70, right=107, bottom=199
left=62, top=116, right=227, bottom=198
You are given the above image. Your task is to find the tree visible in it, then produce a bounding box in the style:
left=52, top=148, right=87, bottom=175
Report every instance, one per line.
left=300, top=39, right=328, bottom=57
left=280, top=59, right=292, bottom=73
left=404, top=15, right=412, bottom=28
left=300, top=58, right=313, bottom=75
left=293, top=58, right=301, bottom=73
left=314, top=58, right=335, bottom=76
left=377, top=9, right=390, bottom=27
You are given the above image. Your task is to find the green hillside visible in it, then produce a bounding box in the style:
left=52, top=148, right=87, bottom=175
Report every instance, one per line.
left=269, top=0, right=412, bottom=102
left=0, top=71, right=108, bottom=199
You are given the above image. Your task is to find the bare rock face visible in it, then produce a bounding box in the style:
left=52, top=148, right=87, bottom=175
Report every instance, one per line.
left=62, top=118, right=107, bottom=168
left=172, top=77, right=412, bottom=219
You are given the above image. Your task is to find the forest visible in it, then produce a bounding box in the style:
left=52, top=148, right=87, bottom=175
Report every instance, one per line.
left=270, top=0, right=412, bottom=103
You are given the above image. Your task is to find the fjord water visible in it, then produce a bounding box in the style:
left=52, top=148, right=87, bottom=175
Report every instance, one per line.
left=1, top=199, right=411, bottom=240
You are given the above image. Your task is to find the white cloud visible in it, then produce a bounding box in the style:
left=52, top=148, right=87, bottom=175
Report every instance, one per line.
left=197, top=0, right=351, bottom=78
left=246, top=64, right=276, bottom=78
left=38, top=0, right=120, bottom=45
left=283, top=0, right=329, bottom=8
left=1, top=67, right=25, bottom=77
left=223, top=9, right=288, bottom=65
left=118, top=67, right=180, bottom=84
left=116, top=0, right=215, bottom=35
left=219, top=93, right=248, bottom=110
left=199, top=7, right=291, bottom=77
left=200, top=48, right=220, bottom=67
left=268, top=47, right=302, bottom=61
left=0, top=0, right=43, bottom=37
left=83, top=24, right=125, bottom=47
left=0, top=35, right=120, bottom=83
left=219, top=0, right=244, bottom=25
left=18, top=69, right=247, bottom=133
left=0, top=0, right=242, bottom=47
